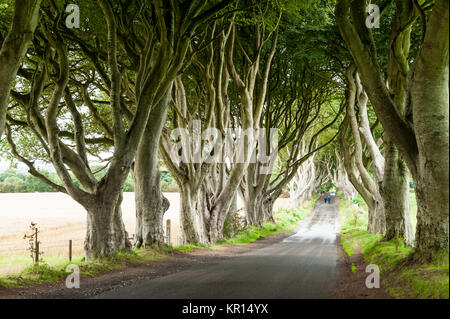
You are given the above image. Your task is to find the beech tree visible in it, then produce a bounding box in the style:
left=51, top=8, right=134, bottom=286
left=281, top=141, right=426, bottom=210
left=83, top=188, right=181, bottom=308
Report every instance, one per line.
left=336, top=0, right=449, bottom=251
left=160, top=3, right=280, bottom=243
left=1, top=0, right=447, bottom=262
left=289, top=149, right=328, bottom=207
left=4, top=0, right=236, bottom=258
left=239, top=59, right=343, bottom=225
left=129, top=0, right=237, bottom=248
left=343, top=66, right=385, bottom=234
left=326, top=153, right=358, bottom=201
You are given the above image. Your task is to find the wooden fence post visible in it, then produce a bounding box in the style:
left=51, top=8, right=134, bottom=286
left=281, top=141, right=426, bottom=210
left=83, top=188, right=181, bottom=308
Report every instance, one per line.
left=69, top=240, right=72, bottom=262
left=34, top=227, right=39, bottom=264
left=35, top=242, right=39, bottom=264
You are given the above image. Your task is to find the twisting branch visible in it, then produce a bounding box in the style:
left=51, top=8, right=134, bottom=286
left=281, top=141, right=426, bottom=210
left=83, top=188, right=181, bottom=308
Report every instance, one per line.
left=5, top=124, right=67, bottom=193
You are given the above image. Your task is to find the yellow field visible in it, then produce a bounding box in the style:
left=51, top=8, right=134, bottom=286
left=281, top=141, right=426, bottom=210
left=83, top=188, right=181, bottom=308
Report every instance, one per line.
left=0, top=192, right=291, bottom=276
left=0, top=192, right=180, bottom=275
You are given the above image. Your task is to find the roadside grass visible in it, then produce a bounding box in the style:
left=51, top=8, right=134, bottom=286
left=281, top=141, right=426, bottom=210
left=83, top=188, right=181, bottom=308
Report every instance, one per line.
left=0, top=255, right=85, bottom=272
left=218, top=199, right=315, bottom=245
left=177, top=197, right=317, bottom=251
left=339, top=196, right=449, bottom=299
left=174, top=242, right=209, bottom=253
left=0, top=246, right=171, bottom=288
left=0, top=196, right=316, bottom=288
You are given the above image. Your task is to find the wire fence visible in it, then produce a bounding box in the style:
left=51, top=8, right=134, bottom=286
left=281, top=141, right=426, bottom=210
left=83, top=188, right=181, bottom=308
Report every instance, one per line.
left=0, top=239, right=85, bottom=259
left=0, top=232, right=184, bottom=260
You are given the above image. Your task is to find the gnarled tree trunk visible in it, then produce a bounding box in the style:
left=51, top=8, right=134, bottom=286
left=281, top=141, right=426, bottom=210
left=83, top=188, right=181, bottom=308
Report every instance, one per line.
left=84, top=191, right=130, bottom=260
left=244, top=192, right=264, bottom=226
left=336, top=0, right=448, bottom=250
left=380, top=1, right=414, bottom=246
left=346, top=67, right=385, bottom=234
left=133, top=88, right=172, bottom=248
left=383, top=139, right=414, bottom=245
left=289, top=150, right=316, bottom=208
left=410, top=0, right=449, bottom=250
left=179, top=183, right=210, bottom=244
left=328, top=150, right=358, bottom=200
left=340, top=117, right=378, bottom=229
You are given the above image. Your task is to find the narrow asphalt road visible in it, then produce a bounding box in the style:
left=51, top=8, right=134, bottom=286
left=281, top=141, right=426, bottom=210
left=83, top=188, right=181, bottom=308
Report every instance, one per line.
left=95, top=194, right=340, bottom=299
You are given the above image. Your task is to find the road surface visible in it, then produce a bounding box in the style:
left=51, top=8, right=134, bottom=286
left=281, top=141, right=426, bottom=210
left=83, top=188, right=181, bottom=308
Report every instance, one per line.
left=95, top=194, right=340, bottom=299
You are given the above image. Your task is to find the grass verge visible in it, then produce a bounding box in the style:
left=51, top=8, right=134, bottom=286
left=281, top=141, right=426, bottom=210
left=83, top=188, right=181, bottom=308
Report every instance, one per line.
left=217, top=198, right=315, bottom=246
left=0, top=197, right=316, bottom=288
left=339, top=196, right=449, bottom=299
left=0, top=246, right=171, bottom=288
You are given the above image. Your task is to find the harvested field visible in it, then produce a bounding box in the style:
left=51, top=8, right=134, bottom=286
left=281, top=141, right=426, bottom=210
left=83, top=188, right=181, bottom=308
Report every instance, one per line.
left=0, top=192, right=291, bottom=276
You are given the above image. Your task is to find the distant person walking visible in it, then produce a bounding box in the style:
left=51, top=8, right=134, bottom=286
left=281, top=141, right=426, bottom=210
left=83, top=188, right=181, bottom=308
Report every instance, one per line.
left=327, top=196, right=331, bottom=204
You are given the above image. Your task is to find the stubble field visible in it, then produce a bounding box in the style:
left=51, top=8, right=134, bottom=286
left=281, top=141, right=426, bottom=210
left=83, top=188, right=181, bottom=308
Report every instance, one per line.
left=0, top=192, right=291, bottom=276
